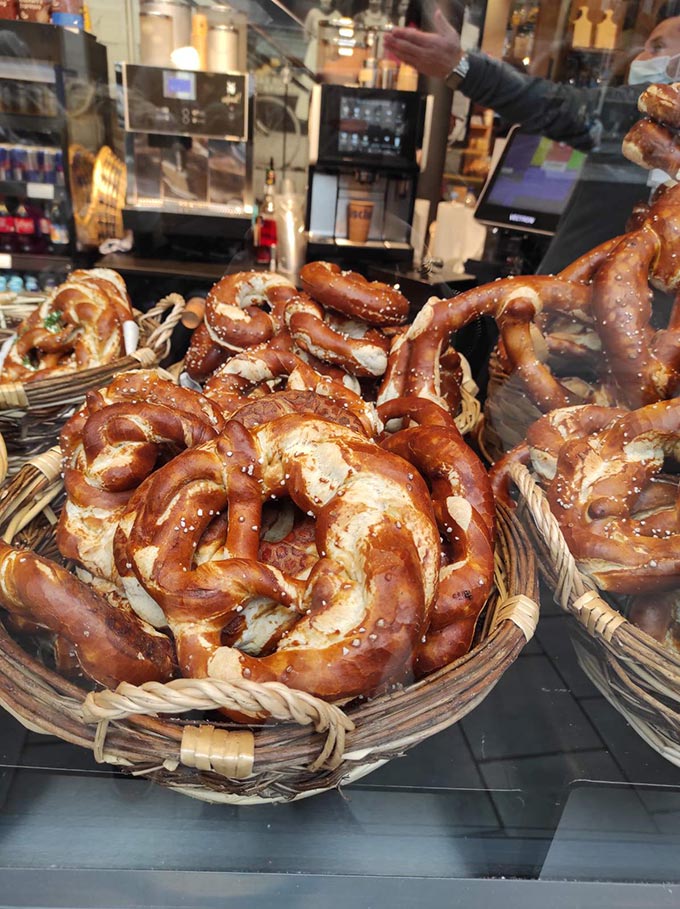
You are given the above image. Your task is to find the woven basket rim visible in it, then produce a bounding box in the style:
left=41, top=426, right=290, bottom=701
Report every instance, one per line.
left=509, top=459, right=680, bottom=765
left=0, top=456, right=538, bottom=803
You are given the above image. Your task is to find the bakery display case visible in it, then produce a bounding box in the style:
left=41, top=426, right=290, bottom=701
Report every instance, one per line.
left=0, top=0, right=680, bottom=906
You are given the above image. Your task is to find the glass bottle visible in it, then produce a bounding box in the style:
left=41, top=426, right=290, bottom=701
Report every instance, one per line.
left=254, top=158, right=278, bottom=270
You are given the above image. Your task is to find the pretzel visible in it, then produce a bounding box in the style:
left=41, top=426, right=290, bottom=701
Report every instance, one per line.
left=117, top=414, right=440, bottom=711
left=58, top=371, right=225, bottom=625
left=623, top=118, right=680, bottom=182
left=184, top=321, right=230, bottom=382
left=545, top=399, right=680, bottom=592
left=379, top=397, right=495, bottom=674
left=203, top=345, right=381, bottom=437
left=0, top=541, right=174, bottom=687
left=628, top=589, right=680, bottom=653
left=637, top=83, right=680, bottom=130
left=589, top=186, right=680, bottom=406
left=379, top=277, right=592, bottom=414
left=300, top=261, right=410, bottom=326
left=1, top=268, right=134, bottom=382
left=286, top=299, right=391, bottom=378
left=203, top=271, right=296, bottom=350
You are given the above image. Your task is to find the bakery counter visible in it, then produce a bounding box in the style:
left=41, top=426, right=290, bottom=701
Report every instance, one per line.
left=2, top=600, right=680, bottom=907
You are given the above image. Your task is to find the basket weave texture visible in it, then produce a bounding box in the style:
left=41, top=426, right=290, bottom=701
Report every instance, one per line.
left=510, top=461, right=680, bottom=767
left=480, top=348, right=543, bottom=463
left=0, top=451, right=539, bottom=804
left=0, top=293, right=186, bottom=474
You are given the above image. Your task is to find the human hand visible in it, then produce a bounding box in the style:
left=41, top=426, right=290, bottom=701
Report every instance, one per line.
left=382, top=8, right=462, bottom=79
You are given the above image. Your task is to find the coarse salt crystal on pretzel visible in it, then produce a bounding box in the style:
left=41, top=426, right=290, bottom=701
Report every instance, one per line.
left=300, top=261, right=409, bottom=326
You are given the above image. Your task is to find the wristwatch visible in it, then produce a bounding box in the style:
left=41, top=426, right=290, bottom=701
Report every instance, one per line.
left=445, top=52, right=470, bottom=90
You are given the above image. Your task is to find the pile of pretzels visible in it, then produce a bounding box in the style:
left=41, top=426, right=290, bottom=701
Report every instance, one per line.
left=481, top=82, right=680, bottom=652
left=0, top=268, right=135, bottom=383
left=0, top=263, right=497, bottom=721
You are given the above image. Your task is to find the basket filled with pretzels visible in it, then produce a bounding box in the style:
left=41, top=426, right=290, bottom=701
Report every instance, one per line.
left=0, top=267, right=186, bottom=475
left=0, top=259, right=538, bottom=804
left=477, top=82, right=680, bottom=764
left=476, top=83, right=680, bottom=464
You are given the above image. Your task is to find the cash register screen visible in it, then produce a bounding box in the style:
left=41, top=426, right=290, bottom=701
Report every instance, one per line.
left=337, top=94, right=409, bottom=157
left=474, top=127, right=587, bottom=235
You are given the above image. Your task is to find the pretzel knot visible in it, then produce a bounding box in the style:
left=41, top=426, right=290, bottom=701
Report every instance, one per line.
left=203, top=345, right=381, bottom=438
left=57, top=371, right=225, bottom=610
left=544, top=399, right=680, bottom=593
left=1, top=268, right=134, bottom=382
left=0, top=541, right=175, bottom=686
left=117, top=414, right=441, bottom=715
left=379, top=397, right=495, bottom=675
left=184, top=272, right=309, bottom=381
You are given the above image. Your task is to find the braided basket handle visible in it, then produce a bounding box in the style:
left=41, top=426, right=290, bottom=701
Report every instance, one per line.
left=138, top=294, right=187, bottom=359
left=82, top=676, right=355, bottom=776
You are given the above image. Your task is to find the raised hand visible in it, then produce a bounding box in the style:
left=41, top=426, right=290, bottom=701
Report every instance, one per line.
left=383, top=8, right=462, bottom=79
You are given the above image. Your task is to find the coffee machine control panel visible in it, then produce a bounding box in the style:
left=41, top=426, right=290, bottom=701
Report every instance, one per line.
left=121, top=64, right=249, bottom=141
left=309, top=84, right=426, bottom=170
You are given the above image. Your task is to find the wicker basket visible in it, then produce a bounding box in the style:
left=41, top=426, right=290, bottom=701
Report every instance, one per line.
left=0, top=450, right=539, bottom=805
left=0, top=293, right=186, bottom=474
left=71, top=144, right=127, bottom=248
left=509, top=460, right=680, bottom=768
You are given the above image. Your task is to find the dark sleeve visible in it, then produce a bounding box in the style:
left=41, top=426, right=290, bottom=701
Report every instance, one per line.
left=460, top=52, right=649, bottom=149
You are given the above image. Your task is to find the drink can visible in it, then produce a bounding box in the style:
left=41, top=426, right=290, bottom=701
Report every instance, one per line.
left=26, top=147, right=40, bottom=181
left=43, top=148, right=55, bottom=184
left=10, top=146, right=27, bottom=181
left=0, top=145, right=9, bottom=181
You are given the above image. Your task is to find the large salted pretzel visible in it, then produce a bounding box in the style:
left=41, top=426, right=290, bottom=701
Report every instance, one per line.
left=203, top=344, right=381, bottom=437
left=116, top=413, right=441, bottom=710
left=492, top=400, right=680, bottom=594
left=1, top=268, right=135, bottom=382
left=379, top=397, right=495, bottom=674
left=58, top=371, right=225, bottom=617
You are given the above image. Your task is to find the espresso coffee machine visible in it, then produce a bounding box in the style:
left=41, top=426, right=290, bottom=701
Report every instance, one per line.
left=118, top=63, right=253, bottom=243
left=306, top=83, right=433, bottom=265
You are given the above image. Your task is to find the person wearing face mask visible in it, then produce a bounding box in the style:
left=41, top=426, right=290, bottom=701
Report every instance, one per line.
left=384, top=12, right=680, bottom=272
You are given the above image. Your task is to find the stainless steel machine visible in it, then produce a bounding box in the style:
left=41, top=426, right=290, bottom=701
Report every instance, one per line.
left=306, top=83, right=433, bottom=265
left=117, top=63, right=253, bottom=241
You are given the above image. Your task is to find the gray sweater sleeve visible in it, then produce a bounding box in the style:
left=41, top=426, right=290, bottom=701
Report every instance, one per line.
left=460, top=52, right=649, bottom=151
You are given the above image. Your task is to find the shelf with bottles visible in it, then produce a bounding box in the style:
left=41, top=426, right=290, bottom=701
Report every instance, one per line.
left=0, top=195, right=72, bottom=262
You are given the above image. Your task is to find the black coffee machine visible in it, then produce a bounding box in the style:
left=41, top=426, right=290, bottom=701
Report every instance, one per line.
left=306, top=83, right=432, bottom=266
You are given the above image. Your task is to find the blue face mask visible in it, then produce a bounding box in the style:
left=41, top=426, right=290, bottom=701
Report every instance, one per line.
left=628, top=53, right=680, bottom=84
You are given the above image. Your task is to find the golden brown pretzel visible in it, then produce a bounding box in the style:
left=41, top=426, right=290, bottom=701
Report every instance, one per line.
left=379, top=396, right=495, bottom=674
left=300, top=261, right=410, bottom=326
left=589, top=186, right=680, bottom=406
left=379, top=276, right=592, bottom=413
left=0, top=541, right=174, bottom=687
left=622, top=118, right=680, bottom=182
left=1, top=268, right=134, bottom=382
left=546, top=399, right=680, bottom=593
left=118, top=414, right=440, bottom=710
left=184, top=321, right=231, bottom=382
left=203, top=345, right=380, bottom=437
left=58, top=371, right=225, bottom=618
left=286, top=299, right=391, bottom=378
left=203, top=271, right=296, bottom=350
left=637, top=83, right=680, bottom=129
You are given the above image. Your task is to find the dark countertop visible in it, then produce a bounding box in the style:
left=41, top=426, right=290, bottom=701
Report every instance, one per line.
left=2, top=593, right=680, bottom=906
